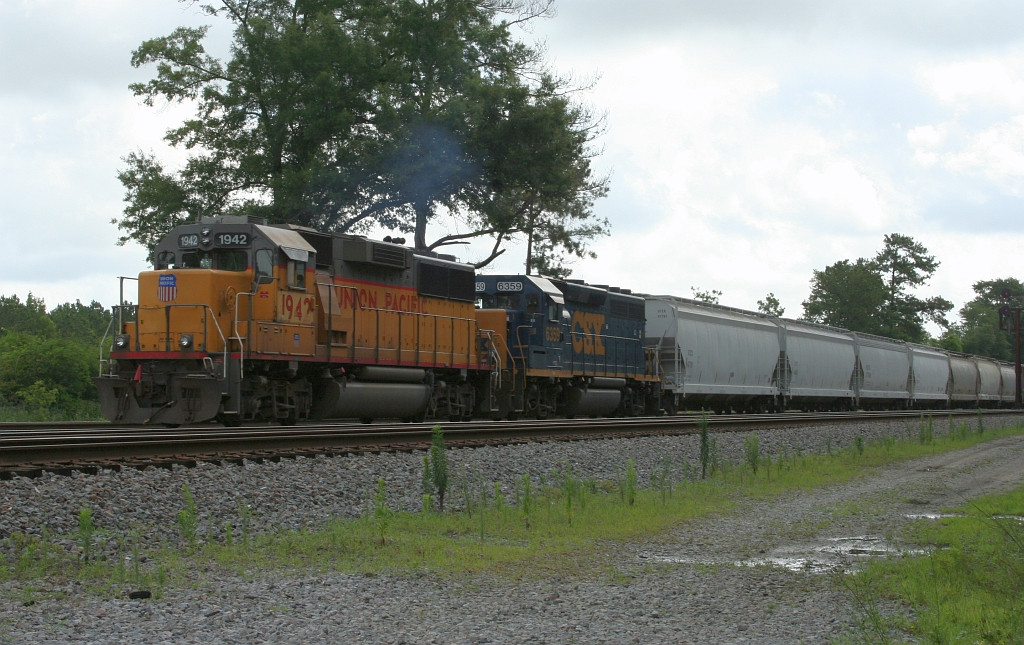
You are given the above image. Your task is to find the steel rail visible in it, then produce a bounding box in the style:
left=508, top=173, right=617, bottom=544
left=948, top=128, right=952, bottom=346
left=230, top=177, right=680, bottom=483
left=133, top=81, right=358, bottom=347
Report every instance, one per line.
left=2, top=409, right=1020, bottom=476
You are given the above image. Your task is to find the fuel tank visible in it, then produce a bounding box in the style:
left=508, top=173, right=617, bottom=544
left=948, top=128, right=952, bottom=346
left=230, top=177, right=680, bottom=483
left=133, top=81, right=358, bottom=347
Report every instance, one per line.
left=563, top=383, right=623, bottom=417
left=310, top=379, right=431, bottom=421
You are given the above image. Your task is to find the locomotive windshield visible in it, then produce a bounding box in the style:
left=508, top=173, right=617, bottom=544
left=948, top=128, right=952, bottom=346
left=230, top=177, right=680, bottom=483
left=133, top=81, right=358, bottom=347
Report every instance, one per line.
left=156, top=249, right=249, bottom=271
left=477, top=293, right=521, bottom=309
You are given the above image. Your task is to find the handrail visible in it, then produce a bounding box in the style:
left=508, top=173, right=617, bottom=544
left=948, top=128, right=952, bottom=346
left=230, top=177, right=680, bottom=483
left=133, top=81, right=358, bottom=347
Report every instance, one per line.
left=97, top=314, right=117, bottom=377
left=232, top=290, right=255, bottom=381
left=476, top=327, right=507, bottom=388
left=97, top=276, right=139, bottom=377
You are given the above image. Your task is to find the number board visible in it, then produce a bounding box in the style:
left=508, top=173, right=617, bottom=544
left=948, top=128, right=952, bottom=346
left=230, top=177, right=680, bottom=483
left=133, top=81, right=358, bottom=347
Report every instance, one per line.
left=178, top=234, right=200, bottom=248
left=215, top=232, right=249, bottom=247
left=496, top=281, right=524, bottom=292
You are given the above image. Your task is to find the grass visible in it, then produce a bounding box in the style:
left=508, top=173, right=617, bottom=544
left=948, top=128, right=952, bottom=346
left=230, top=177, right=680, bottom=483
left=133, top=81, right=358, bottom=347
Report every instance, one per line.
left=211, top=476, right=735, bottom=581
left=1, top=416, right=1023, bottom=640
left=845, top=485, right=1024, bottom=643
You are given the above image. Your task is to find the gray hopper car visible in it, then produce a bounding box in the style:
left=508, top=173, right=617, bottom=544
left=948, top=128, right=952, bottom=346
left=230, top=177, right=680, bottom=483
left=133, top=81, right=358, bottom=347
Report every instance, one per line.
left=645, top=295, right=1016, bottom=413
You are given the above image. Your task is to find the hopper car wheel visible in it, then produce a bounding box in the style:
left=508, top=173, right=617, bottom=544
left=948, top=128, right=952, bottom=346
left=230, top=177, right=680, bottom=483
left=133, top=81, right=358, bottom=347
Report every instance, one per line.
left=664, top=397, right=678, bottom=416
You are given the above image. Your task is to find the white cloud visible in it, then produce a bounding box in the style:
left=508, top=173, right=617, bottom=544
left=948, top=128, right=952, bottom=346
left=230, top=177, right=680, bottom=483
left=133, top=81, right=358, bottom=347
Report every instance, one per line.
left=946, top=117, right=1024, bottom=187
left=909, top=116, right=1024, bottom=193
left=918, top=55, right=1024, bottom=110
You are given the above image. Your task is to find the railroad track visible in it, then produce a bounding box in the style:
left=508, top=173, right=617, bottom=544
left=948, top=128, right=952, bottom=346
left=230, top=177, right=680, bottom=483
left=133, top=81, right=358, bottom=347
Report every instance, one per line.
left=1, top=410, right=1019, bottom=479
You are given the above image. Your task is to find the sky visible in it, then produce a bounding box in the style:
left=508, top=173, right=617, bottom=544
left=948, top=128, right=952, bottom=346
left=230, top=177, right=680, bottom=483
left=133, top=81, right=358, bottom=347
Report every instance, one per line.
left=3, top=1, right=1024, bottom=331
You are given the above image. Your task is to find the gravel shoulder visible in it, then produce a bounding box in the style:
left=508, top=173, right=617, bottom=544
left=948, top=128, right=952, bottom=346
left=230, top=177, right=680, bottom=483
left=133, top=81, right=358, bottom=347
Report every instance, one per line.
left=3, top=418, right=1024, bottom=644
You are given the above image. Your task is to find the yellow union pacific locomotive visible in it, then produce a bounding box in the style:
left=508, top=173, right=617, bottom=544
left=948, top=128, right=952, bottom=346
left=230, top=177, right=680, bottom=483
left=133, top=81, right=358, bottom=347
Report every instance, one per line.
left=97, top=215, right=499, bottom=425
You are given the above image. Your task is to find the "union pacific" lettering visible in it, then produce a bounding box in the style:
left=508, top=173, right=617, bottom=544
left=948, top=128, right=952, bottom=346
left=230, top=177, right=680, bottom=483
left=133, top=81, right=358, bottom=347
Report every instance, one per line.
left=331, top=285, right=425, bottom=313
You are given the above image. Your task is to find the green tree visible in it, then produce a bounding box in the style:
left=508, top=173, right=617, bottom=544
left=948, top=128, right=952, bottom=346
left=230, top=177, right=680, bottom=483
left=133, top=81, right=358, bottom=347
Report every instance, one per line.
left=757, top=292, right=785, bottom=317
left=116, top=0, right=608, bottom=271
left=957, top=278, right=1023, bottom=360
left=0, top=332, right=98, bottom=405
left=802, top=259, right=886, bottom=333
left=49, top=300, right=113, bottom=346
left=802, top=235, right=952, bottom=341
left=871, top=233, right=952, bottom=341
left=691, top=287, right=722, bottom=304
left=932, top=327, right=964, bottom=353
left=0, top=294, right=56, bottom=337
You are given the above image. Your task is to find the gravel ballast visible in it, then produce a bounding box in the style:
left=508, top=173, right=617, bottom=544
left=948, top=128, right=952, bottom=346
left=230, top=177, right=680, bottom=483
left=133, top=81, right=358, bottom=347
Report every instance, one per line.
left=2, top=414, right=1023, bottom=644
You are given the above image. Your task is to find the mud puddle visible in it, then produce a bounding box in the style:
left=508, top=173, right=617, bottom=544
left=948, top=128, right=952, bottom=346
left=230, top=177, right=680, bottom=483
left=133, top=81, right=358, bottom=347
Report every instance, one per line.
left=647, top=513, right=1024, bottom=574
left=645, top=535, right=926, bottom=575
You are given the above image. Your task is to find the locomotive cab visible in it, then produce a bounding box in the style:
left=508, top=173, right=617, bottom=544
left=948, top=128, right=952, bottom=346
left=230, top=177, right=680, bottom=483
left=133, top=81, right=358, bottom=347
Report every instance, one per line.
left=476, top=276, right=570, bottom=374
left=476, top=275, right=658, bottom=419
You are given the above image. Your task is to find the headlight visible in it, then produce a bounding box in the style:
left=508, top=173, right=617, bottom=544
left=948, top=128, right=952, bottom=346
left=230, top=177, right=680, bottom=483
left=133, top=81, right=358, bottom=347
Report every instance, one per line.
left=113, top=334, right=130, bottom=350
left=178, top=334, right=194, bottom=350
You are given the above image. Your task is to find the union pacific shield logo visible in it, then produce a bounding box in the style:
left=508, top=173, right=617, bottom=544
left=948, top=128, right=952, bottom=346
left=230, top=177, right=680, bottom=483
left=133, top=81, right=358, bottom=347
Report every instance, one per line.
left=158, top=274, right=177, bottom=302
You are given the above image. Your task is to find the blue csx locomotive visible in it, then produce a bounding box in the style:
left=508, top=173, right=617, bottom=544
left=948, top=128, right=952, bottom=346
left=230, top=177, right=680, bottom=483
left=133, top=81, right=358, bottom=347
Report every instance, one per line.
left=96, top=217, right=1015, bottom=425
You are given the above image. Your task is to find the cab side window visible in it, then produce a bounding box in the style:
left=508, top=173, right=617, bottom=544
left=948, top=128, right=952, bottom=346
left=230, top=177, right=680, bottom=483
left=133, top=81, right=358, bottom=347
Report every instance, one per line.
left=288, top=260, right=307, bottom=290
left=255, top=249, right=274, bottom=283
left=526, top=294, right=540, bottom=315
left=282, top=248, right=309, bottom=290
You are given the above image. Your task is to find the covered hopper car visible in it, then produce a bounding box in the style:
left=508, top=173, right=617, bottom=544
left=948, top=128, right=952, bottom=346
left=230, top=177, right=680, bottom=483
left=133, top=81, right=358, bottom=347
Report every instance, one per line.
left=645, top=296, right=1017, bottom=413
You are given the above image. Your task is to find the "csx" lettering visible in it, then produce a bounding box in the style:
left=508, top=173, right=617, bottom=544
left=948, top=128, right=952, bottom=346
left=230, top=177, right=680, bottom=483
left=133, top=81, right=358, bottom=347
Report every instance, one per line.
left=571, top=311, right=605, bottom=355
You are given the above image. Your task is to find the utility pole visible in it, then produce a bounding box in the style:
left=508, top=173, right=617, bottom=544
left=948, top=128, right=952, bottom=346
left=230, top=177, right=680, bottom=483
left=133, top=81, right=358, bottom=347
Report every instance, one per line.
left=998, top=289, right=1022, bottom=407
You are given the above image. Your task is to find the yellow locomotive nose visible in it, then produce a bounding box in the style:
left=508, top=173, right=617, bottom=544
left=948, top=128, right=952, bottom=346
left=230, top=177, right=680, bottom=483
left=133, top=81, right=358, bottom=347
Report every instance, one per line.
left=133, top=270, right=251, bottom=354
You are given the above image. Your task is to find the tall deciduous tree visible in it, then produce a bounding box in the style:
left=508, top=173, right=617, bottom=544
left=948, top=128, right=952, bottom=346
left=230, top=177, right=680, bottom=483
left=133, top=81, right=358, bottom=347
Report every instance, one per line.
left=116, top=0, right=608, bottom=269
left=802, top=259, right=886, bottom=333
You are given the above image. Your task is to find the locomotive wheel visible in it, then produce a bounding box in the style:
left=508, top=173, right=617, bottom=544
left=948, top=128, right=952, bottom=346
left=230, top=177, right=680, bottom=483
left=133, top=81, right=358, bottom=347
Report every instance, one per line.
left=217, top=413, right=242, bottom=427
left=278, top=410, right=297, bottom=426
